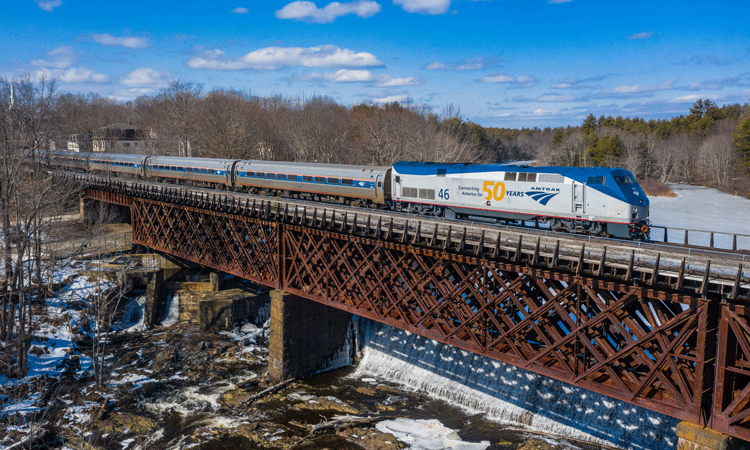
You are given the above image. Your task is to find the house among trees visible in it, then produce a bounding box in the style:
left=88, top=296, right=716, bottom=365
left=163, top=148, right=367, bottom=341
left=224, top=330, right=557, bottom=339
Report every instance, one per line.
left=91, top=122, right=149, bottom=153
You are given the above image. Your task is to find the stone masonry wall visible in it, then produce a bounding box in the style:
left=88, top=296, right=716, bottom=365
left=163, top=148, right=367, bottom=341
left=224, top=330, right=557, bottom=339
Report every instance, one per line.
left=268, top=290, right=353, bottom=380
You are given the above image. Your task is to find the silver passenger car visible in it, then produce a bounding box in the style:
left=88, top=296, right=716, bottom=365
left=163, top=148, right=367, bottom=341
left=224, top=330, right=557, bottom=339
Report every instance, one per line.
left=233, top=160, right=390, bottom=204
left=89, top=153, right=148, bottom=177
left=145, top=156, right=238, bottom=188
left=49, top=151, right=90, bottom=171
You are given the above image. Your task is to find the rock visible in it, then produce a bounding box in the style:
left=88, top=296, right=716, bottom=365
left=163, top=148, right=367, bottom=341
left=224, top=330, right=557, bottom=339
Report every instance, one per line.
left=355, top=386, right=376, bottom=396
left=337, top=428, right=406, bottom=450
left=219, top=388, right=253, bottom=408
left=517, top=439, right=558, bottom=450
left=98, top=412, right=158, bottom=434
left=294, top=396, right=360, bottom=415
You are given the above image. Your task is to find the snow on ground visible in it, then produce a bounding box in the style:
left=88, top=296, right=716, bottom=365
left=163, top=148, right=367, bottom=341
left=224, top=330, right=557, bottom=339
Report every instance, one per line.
left=650, top=184, right=750, bottom=248
left=0, top=266, right=107, bottom=416
left=376, top=418, right=490, bottom=450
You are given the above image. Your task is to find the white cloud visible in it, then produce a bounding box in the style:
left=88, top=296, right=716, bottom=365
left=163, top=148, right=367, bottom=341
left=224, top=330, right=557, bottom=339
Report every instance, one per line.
left=30, top=46, right=107, bottom=84
left=232, top=7, right=249, bottom=13
left=393, top=0, right=450, bottom=15
left=91, top=33, right=149, bottom=49
left=120, top=68, right=172, bottom=88
left=480, top=73, right=538, bottom=87
left=37, top=0, right=61, bottom=12
left=536, top=94, right=576, bottom=102
left=603, top=79, right=676, bottom=95
left=276, top=0, right=381, bottom=23
left=670, top=94, right=703, bottom=103
left=372, top=94, right=409, bottom=103
left=30, top=46, right=75, bottom=69
left=187, top=45, right=383, bottom=70
left=375, top=75, right=422, bottom=87
left=325, top=69, right=375, bottom=82
left=186, top=49, right=251, bottom=70
left=35, top=67, right=107, bottom=83
left=424, top=61, right=451, bottom=70
left=456, top=57, right=498, bottom=71
left=550, top=75, right=608, bottom=90
left=627, top=32, right=653, bottom=40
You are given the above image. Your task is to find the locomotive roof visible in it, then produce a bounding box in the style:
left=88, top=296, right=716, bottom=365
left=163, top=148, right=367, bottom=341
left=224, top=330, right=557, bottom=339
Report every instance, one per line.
left=392, top=161, right=621, bottom=178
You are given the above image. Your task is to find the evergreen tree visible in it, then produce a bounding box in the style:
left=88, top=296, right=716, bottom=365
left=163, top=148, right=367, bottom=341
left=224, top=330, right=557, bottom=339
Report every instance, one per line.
left=735, top=115, right=750, bottom=170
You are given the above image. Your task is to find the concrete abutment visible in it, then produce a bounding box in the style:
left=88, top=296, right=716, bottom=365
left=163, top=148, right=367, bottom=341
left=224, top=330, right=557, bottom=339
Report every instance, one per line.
left=268, top=290, right=355, bottom=381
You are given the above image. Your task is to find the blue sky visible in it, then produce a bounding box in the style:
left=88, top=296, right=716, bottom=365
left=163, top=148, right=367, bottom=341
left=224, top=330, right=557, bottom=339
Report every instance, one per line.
left=3, top=0, right=749, bottom=128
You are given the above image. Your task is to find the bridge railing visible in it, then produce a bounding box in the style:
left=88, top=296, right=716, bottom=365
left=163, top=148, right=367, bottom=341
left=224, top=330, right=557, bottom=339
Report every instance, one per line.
left=650, top=225, right=750, bottom=251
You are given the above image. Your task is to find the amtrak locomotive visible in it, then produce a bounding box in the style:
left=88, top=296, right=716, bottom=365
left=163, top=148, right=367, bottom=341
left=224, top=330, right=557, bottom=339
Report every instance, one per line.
left=47, top=151, right=651, bottom=240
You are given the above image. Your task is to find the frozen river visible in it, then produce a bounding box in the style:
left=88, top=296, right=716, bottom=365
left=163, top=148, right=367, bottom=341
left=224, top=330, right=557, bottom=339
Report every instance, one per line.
left=649, top=184, right=750, bottom=248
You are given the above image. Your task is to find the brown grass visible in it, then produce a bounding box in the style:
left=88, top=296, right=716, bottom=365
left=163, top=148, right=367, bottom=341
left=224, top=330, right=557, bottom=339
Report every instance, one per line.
left=639, top=178, right=677, bottom=197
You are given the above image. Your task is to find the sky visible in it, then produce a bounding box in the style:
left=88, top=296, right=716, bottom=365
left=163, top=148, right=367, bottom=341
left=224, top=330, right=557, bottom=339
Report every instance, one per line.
left=2, top=0, right=749, bottom=128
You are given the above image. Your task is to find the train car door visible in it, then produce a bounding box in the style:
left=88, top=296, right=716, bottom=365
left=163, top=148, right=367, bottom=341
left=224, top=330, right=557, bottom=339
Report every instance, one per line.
left=572, top=182, right=585, bottom=214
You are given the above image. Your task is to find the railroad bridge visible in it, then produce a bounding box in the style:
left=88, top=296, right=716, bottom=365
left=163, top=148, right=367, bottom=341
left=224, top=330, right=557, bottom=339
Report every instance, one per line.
left=69, top=173, right=750, bottom=447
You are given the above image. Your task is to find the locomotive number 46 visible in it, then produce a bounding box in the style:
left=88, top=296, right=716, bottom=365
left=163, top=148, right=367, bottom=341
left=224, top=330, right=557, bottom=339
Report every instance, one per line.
left=438, top=189, right=450, bottom=200
left=482, top=181, right=506, bottom=201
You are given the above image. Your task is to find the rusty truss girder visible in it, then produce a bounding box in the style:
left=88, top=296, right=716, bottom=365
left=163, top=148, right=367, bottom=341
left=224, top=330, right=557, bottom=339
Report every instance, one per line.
left=132, top=198, right=280, bottom=287
left=82, top=186, right=750, bottom=440
left=281, top=224, right=713, bottom=424
left=714, top=304, right=750, bottom=440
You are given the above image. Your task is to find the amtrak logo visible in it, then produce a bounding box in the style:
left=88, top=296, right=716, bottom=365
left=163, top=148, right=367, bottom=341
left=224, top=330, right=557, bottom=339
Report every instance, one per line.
left=525, top=191, right=559, bottom=205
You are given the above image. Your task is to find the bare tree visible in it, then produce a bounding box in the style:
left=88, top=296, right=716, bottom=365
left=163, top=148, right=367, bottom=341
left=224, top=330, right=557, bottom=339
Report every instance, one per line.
left=698, top=120, right=739, bottom=188
left=0, top=76, right=77, bottom=377
left=147, top=80, right=204, bottom=156
left=543, top=130, right=588, bottom=166
left=619, top=132, right=647, bottom=178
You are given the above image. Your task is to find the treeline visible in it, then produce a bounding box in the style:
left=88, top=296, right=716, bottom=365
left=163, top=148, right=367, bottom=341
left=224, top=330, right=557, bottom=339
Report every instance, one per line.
left=57, top=81, right=491, bottom=166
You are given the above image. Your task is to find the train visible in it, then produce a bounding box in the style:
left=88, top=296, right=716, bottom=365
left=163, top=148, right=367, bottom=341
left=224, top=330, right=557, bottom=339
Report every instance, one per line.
left=46, top=150, right=651, bottom=240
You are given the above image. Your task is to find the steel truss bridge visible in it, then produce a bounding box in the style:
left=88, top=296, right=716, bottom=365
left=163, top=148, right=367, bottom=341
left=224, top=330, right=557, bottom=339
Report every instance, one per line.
left=69, top=173, right=750, bottom=441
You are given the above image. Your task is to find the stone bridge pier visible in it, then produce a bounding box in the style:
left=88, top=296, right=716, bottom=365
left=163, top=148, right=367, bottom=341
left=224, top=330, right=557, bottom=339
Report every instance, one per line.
left=268, top=290, right=356, bottom=381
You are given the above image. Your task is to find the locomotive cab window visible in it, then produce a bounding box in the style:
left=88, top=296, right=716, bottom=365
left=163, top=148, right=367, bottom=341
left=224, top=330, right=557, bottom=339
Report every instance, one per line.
left=588, top=176, right=604, bottom=185
left=613, top=175, right=633, bottom=186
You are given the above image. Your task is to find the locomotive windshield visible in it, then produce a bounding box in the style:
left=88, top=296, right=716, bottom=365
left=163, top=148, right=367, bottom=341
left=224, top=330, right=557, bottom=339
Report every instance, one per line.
left=613, top=175, right=635, bottom=186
